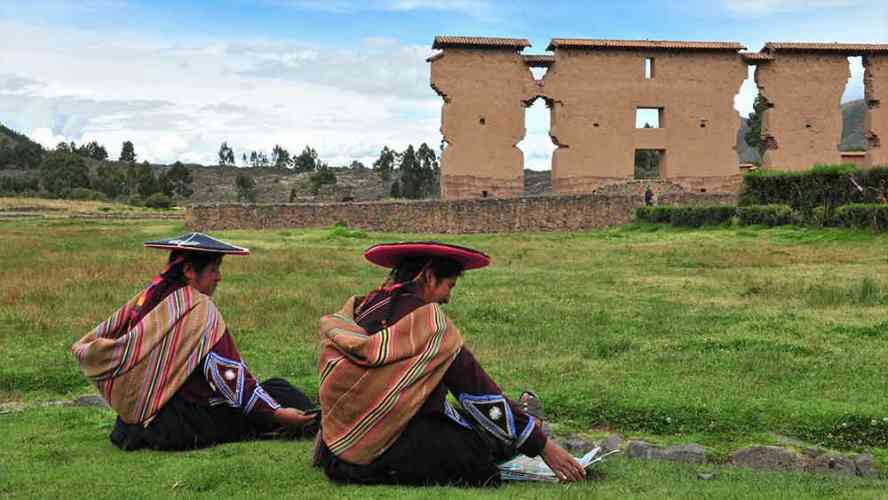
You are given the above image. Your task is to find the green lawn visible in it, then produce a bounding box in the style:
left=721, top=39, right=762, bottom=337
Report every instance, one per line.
left=1, top=217, right=887, bottom=498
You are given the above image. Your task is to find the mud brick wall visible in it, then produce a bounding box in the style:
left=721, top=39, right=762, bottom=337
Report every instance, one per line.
left=755, top=53, right=849, bottom=170
left=430, top=46, right=538, bottom=200
left=543, top=49, right=747, bottom=194
left=864, top=55, right=886, bottom=165
left=429, top=38, right=888, bottom=199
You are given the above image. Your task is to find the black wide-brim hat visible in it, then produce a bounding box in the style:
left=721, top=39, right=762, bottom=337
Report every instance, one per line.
left=144, top=232, right=250, bottom=255
left=364, top=242, right=490, bottom=270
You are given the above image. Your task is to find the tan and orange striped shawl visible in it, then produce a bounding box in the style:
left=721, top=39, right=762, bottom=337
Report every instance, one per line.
left=71, top=286, right=226, bottom=424
left=318, top=296, right=464, bottom=465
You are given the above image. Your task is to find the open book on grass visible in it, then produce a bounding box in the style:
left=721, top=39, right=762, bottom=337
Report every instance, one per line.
left=499, top=446, right=620, bottom=482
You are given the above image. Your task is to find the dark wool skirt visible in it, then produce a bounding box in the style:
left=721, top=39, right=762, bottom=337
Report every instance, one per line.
left=110, top=378, right=316, bottom=451
left=315, top=412, right=517, bottom=487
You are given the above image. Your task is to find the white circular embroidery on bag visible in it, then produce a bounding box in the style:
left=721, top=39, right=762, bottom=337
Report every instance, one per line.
left=489, top=406, right=502, bottom=421
left=224, top=369, right=236, bottom=381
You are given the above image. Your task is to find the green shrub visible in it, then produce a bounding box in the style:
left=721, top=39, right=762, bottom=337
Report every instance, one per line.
left=800, top=206, right=840, bottom=227
left=327, top=222, right=366, bottom=239
left=39, top=151, right=91, bottom=197
left=669, top=206, right=736, bottom=227
left=835, top=203, right=888, bottom=231
left=635, top=206, right=673, bottom=223
left=235, top=174, right=257, bottom=203
left=736, top=204, right=794, bottom=226
left=0, top=175, right=40, bottom=195
left=310, top=167, right=337, bottom=195
left=144, top=192, right=173, bottom=209
left=65, top=187, right=107, bottom=201
left=127, top=195, right=144, bottom=207
left=739, top=164, right=861, bottom=214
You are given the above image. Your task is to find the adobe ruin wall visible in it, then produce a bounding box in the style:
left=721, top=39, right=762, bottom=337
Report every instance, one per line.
left=430, top=37, right=888, bottom=200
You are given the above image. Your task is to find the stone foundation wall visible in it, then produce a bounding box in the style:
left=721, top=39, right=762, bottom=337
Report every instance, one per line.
left=186, top=192, right=735, bottom=234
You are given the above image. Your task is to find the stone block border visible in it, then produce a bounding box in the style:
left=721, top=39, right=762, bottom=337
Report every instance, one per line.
left=556, top=433, right=881, bottom=479
left=186, top=191, right=735, bottom=233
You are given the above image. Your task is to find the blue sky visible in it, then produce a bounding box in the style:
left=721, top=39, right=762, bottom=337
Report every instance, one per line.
left=1, top=0, right=885, bottom=168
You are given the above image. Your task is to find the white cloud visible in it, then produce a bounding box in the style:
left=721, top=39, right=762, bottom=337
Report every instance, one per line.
left=0, top=74, right=45, bottom=94
left=724, top=0, right=868, bottom=15
left=0, top=21, right=443, bottom=166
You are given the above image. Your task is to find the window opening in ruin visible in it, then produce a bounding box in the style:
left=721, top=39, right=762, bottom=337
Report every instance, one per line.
left=644, top=57, right=655, bottom=79
left=518, top=97, right=557, bottom=171
left=481, top=190, right=488, bottom=198
left=634, top=149, right=664, bottom=179
left=479, top=117, right=486, bottom=125
left=530, top=67, right=548, bottom=81
left=635, top=108, right=662, bottom=128
left=840, top=56, right=865, bottom=152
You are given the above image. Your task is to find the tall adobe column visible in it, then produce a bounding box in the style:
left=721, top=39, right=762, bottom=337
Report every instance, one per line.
left=755, top=43, right=857, bottom=170
left=429, top=36, right=538, bottom=200
left=864, top=53, right=887, bottom=165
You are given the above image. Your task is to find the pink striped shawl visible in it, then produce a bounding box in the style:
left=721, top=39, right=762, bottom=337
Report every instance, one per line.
left=318, top=296, right=464, bottom=465
left=71, top=286, right=226, bottom=424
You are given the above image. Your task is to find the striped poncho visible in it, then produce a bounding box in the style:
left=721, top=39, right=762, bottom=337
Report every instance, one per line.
left=71, top=285, right=227, bottom=424
left=318, top=296, right=464, bottom=465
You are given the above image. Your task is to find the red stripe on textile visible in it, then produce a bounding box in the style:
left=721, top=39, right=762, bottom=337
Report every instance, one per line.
left=150, top=288, right=189, bottom=414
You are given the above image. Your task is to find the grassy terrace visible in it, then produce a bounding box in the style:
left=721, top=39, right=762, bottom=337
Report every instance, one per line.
left=1, top=216, right=887, bottom=498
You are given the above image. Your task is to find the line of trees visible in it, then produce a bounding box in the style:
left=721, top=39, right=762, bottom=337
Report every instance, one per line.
left=221, top=141, right=330, bottom=173
left=373, top=143, right=439, bottom=199
left=36, top=148, right=192, bottom=207
left=0, top=133, right=192, bottom=207
left=0, top=124, right=441, bottom=204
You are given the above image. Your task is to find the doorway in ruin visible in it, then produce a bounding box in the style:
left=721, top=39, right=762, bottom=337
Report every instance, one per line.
left=735, top=64, right=763, bottom=165
left=518, top=96, right=557, bottom=195
left=840, top=56, right=866, bottom=153
left=635, top=149, right=665, bottom=179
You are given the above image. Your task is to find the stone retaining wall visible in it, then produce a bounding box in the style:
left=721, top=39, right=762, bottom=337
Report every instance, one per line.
left=186, top=192, right=735, bottom=233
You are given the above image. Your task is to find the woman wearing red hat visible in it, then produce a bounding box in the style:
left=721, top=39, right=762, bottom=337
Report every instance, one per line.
left=72, top=232, right=317, bottom=450
left=314, top=242, right=584, bottom=486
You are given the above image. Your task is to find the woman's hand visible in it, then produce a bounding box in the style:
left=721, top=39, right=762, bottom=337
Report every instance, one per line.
left=540, top=439, right=586, bottom=483
left=272, top=407, right=317, bottom=429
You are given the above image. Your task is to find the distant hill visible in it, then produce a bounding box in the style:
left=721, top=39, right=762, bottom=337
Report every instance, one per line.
left=736, top=118, right=761, bottom=164
left=0, top=124, right=45, bottom=170
left=840, top=99, right=867, bottom=151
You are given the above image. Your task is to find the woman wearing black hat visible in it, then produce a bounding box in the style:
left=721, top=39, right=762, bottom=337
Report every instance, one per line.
left=72, top=232, right=317, bottom=451
left=314, top=242, right=584, bottom=486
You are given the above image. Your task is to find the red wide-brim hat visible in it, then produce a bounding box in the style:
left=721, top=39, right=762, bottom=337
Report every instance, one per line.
left=364, top=242, right=490, bottom=270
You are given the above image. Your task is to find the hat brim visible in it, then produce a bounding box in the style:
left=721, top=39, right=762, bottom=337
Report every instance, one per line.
left=144, top=232, right=250, bottom=256
left=364, top=242, right=490, bottom=270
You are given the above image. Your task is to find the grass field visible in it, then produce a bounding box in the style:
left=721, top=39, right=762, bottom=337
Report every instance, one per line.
left=0, top=196, right=177, bottom=214
left=1, top=216, right=887, bottom=498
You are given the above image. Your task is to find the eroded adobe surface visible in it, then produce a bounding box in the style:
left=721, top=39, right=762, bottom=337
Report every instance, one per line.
left=542, top=41, right=747, bottom=193
left=430, top=38, right=539, bottom=199
left=755, top=49, right=849, bottom=170
left=865, top=55, right=886, bottom=165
